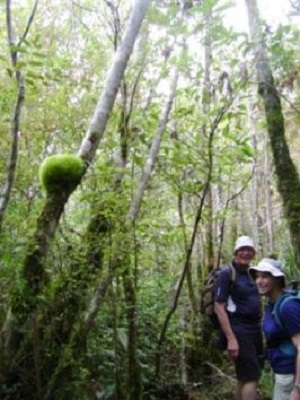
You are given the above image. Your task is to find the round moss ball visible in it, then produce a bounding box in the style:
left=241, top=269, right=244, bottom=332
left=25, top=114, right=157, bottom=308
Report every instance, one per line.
left=39, top=154, right=84, bottom=194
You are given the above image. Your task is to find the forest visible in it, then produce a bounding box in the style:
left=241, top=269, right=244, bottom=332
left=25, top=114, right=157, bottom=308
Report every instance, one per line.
left=0, top=0, right=300, bottom=398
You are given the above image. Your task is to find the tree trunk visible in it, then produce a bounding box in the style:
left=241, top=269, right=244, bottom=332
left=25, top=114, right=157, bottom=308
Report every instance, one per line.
left=0, top=0, right=38, bottom=230
left=0, top=1, right=151, bottom=397
left=263, top=131, right=275, bottom=253
left=155, top=108, right=225, bottom=380
left=124, top=66, right=178, bottom=400
left=202, top=7, right=215, bottom=268
left=245, top=0, right=300, bottom=263
left=129, top=68, right=178, bottom=221
left=247, top=80, right=260, bottom=246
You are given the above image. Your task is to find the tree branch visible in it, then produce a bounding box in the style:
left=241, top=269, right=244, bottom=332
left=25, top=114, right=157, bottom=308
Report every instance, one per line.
left=129, top=68, right=178, bottom=222
left=0, top=0, right=38, bottom=231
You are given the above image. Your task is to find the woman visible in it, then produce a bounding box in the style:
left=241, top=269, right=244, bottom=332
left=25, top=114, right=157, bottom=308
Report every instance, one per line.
left=249, top=257, right=300, bottom=400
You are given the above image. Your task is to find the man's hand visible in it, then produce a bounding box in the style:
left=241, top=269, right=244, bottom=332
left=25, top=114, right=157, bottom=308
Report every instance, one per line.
left=227, top=336, right=239, bottom=361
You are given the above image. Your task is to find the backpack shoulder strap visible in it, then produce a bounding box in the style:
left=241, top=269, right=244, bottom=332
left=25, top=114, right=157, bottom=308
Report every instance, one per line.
left=274, top=291, right=300, bottom=331
left=225, top=262, right=236, bottom=283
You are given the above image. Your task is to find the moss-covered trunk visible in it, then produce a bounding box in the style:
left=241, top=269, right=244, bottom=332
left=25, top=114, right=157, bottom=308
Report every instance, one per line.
left=0, top=191, right=72, bottom=399
left=246, top=0, right=300, bottom=263
left=0, top=1, right=151, bottom=396
left=123, top=254, right=142, bottom=400
left=261, top=84, right=300, bottom=261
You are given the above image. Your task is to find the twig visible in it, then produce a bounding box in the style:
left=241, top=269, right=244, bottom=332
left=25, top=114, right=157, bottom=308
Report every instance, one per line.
left=204, top=361, right=236, bottom=383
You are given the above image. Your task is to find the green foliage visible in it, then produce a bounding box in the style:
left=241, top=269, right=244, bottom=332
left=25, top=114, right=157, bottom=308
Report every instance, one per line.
left=268, top=24, right=300, bottom=74
left=39, top=154, right=84, bottom=194
left=259, top=367, right=273, bottom=400
left=1, top=0, right=300, bottom=398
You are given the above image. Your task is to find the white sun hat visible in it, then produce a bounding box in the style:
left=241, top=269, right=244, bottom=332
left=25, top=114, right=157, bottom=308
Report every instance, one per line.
left=249, top=258, right=285, bottom=278
left=234, top=236, right=255, bottom=254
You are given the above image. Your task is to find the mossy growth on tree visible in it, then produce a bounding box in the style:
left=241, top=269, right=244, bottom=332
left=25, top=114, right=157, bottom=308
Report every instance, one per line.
left=39, top=154, right=84, bottom=195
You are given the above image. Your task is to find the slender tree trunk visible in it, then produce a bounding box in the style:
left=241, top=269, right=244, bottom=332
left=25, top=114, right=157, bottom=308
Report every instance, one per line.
left=202, top=8, right=214, bottom=267
left=263, top=131, right=275, bottom=253
left=46, top=37, right=177, bottom=400
left=129, top=69, right=178, bottom=221
left=179, top=311, right=188, bottom=385
left=178, top=190, right=198, bottom=315
left=215, top=180, right=224, bottom=265
left=86, top=12, right=150, bottom=399
left=245, top=0, right=300, bottom=263
left=78, top=0, right=151, bottom=164
left=122, top=245, right=141, bottom=400
left=247, top=83, right=260, bottom=245
left=124, top=66, right=178, bottom=400
left=0, top=0, right=38, bottom=230
left=155, top=108, right=225, bottom=380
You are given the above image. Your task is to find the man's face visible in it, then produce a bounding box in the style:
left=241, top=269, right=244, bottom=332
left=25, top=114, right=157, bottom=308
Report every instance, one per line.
left=235, top=246, right=255, bottom=266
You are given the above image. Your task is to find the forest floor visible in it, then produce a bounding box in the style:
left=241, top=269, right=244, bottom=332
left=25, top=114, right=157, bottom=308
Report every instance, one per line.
left=151, top=361, right=273, bottom=400
left=186, top=367, right=273, bottom=400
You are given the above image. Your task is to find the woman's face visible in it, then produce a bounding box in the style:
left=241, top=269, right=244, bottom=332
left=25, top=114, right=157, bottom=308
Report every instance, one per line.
left=254, top=271, right=279, bottom=297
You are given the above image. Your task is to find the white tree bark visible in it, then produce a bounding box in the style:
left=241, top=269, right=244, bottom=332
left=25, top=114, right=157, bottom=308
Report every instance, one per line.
left=129, top=68, right=179, bottom=222
left=78, top=0, right=151, bottom=165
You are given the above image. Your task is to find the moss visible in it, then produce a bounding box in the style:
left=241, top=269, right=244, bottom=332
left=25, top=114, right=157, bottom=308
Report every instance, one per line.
left=39, top=154, right=84, bottom=195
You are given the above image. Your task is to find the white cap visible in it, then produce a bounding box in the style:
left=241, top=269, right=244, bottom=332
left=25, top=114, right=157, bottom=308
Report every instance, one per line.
left=249, top=257, right=285, bottom=278
left=234, top=236, right=255, bottom=254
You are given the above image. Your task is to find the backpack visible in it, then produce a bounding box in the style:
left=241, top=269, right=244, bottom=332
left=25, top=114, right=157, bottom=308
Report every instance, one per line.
left=273, top=290, right=300, bottom=356
left=200, top=263, right=236, bottom=328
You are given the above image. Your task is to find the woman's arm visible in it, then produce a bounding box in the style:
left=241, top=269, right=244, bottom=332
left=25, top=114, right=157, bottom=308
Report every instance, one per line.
left=290, top=333, right=300, bottom=400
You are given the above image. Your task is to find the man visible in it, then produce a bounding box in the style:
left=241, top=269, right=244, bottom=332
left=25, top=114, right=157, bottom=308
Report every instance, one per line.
left=214, top=236, right=263, bottom=400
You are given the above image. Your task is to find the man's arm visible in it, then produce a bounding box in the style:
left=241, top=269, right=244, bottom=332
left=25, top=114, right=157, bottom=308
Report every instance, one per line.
left=214, top=301, right=239, bottom=360
left=290, top=333, right=300, bottom=400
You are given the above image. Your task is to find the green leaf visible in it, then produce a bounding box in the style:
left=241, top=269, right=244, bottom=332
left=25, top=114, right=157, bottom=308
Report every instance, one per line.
left=238, top=103, right=247, bottom=112
left=19, top=38, right=31, bottom=47
left=133, top=153, right=144, bottom=167
left=32, top=51, right=47, bottom=58
left=6, top=67, right=13, bottom=77
left=9, top=44, right=27, bottom=53
left=221, top=124, right=230, bottom=138
left=29, top=60, right=44, bottom=67
left=175, top=105, right=195, bottom=117
left=16, top=60, right=27, bottom=70
left=27, top=69, right=42, bottom=79
left=201, top=0, right=217, bottom=13
left=25, top=77, right=36, bottom=87
left=240, top=144, right=254, bottom=158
